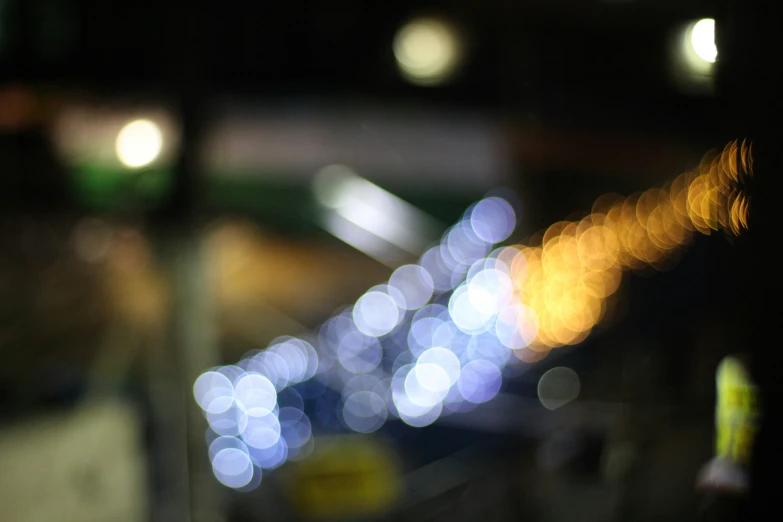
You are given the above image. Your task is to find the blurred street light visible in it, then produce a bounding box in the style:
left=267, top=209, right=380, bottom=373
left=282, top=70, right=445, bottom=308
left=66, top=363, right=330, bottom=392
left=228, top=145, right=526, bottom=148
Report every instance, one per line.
left=116, top=119, right=163, bottom=168
left=669, top=17, right=718, bottom=95
left=393, top=17, right=463, bottom=86
left=689, top=18, right=717, bottom=64
left=680, top=17, right=717, bottom=76
left=313, top=164, right=443, bottom=266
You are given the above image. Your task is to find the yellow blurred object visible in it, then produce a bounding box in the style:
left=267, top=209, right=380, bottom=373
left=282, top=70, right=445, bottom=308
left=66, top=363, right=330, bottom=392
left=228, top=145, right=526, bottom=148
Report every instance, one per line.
left=283, top=435, right=402, bottom=519
left=714, top=356, right=760, bottom=465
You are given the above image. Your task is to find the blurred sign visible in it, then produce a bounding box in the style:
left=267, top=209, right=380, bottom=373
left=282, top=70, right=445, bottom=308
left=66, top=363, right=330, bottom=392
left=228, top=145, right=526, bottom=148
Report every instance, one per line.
left=202, top=105, right=511, bottom=191
left=284, top=435, right=402, bottom=519
left=53, top=103, right=180, bottom=170
left=49, top=100, right=500, bottom=218
left=715, top=355, right=760, bottom=465
left=0, top=400, right=147, bottom=522
left=51, top=101, right=509, bottom=188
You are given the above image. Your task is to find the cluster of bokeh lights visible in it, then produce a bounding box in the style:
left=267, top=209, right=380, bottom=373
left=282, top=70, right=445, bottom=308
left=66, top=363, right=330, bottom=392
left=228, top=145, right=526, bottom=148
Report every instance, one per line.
left=514, top=140, right=751, bottom=352
left=195, top=140, right=752, bottom=490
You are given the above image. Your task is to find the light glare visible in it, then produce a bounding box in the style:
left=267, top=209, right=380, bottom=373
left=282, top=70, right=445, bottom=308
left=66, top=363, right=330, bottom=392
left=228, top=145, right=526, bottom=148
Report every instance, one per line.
left=393, top=18, right=462, bottom=86
left=690, top=18, right=717, bottom=63
left=115, top=119, right=163, bottom=168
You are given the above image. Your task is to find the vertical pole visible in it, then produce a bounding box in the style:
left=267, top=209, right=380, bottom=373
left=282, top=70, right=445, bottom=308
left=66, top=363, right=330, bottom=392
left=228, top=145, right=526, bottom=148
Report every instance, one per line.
left=148, top=7, right=220, bottom=519
left=149, top=103, right=222, bottom=522
left=168, top=227, right=221, bottom=522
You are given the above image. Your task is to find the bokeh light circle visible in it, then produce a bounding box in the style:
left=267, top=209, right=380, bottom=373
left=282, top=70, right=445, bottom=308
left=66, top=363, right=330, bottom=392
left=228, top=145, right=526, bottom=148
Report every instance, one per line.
left=537, top=367, right=581, bottom=410
left=234, top=373, right=277, bottom=415
left=353, top=291, right=401, bottom=337
left=458, top=360, right=502, bottom=404
left=389, top=264, right=435, bottom=310
left=194, top=371, right=234, bottom=414
left=212, top=447, right=254, bottom=489
left=470, top=197, right=516, bottom=243
left=393, top=17, right=462, bottom=86
left=690, top=18, right=717, bottom=63
left=115, top=119, right=163, bottom=168
left=342, top=390, right=388, bottom=433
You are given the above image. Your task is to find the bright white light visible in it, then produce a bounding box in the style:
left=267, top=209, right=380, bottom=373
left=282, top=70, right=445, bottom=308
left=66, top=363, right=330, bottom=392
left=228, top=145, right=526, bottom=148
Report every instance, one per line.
left=467, top=257, right=493, bottom=282
left=194, top=371, right=234, bottom=414
left=393, top=17, right=462, bottom=86
left=398, top=356, right=451, bottom=412
left=207, top=402, right=248, bottom=436
left=115, top=119, right=163, bottom=168
left=234, top=374, right=277, bottom=416
left=678, top=18, right=717, bottom=82
left=322, top=212, right=402, bottom=268
left=390, top=366, right=442, bottom=424
left=417, top=347, right=461, bottom=386
left=212, top=448, right=254, bottom=489
left=690, top=18, right=717, bottom=63
left=414, top=363, right=451, bottom=395
left=467, top=268, right=513, bottom=316
left=395, top=392, right=443, bottom=427
left=208, top=435, right=248, bottom=461
left=403, top=363, right=449, bottom=408
left=335, top=193, right=429, bottom=254
left=353, top=291, right=400, bottom=337
left=314, top=164, right=439, bottom=256
left=240, top=412, right=281, bottom=450
left=389, top=264, right=434, bottom=310
left=537, top=367, right=581, bottom=411
left=449, top=284, right=494, bottom=334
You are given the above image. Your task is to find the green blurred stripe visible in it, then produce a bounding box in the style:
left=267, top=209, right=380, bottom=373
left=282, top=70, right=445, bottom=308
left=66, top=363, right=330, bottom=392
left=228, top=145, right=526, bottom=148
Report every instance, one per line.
left=70, top=165, right=482, bottom=231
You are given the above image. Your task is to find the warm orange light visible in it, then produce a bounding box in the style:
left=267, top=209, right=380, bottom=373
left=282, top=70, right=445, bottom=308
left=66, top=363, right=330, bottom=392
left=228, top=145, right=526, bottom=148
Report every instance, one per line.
left=508, top=139, right=752, bottom=352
